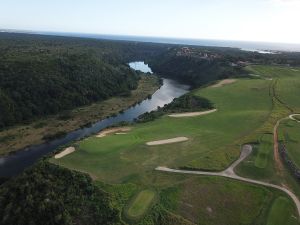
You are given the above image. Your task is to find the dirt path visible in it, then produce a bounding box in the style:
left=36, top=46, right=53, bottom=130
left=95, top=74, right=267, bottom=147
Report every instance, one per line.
left=156, top=144, right=300, bottom=217
left=168, top=109, right=217, bottom=118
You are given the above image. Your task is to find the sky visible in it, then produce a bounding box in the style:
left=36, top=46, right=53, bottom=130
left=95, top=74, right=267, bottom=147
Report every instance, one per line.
left=1, top=0, right=300, bottom=44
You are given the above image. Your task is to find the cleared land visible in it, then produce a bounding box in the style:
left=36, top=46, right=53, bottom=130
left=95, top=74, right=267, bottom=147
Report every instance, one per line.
left=0, top=75, right=159, bottom=156
left=54, top=147, right=75, bottom=159
left=125, top=190, right=156, bottom=220
left=168, top=109, right=217, bottom=118
left=146, top=137, right=188, bottom=146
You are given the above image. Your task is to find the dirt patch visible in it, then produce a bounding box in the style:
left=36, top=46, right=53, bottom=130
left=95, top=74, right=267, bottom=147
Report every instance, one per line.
left=210, top=79, right=237, bottom=88
left=54, top=147, right=75, bottom=159
left=96, top=127, right=131, bottom=138
left=146, top=137, right=188, bottom=146
left=168, top=109, right=217, bottom=118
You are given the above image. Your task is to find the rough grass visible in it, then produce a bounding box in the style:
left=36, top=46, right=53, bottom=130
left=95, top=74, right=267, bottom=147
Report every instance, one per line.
left=52, top=78, right=273, bottom=183
left=125, top=189, right=156, bottom=220
left=266, top=197, right=299, bottom=225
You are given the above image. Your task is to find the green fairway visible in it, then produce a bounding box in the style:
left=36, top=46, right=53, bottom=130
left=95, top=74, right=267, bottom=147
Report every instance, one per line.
left=126, top=189, right=156, bottom=220
left=52, top=78, right=273, bottom=183
left=255, top=134, right=273, bottom=168
left=266, top=197, right=299, bottom=225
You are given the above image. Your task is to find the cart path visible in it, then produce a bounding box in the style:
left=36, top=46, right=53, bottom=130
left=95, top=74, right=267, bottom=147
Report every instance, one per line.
left=156, top=144, right=300, bottom=217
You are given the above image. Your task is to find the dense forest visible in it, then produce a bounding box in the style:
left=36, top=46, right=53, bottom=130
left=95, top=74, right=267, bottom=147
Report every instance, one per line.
left=0, top=33, right=169, bottom=129
left=0, top=162, right=120, bottom=225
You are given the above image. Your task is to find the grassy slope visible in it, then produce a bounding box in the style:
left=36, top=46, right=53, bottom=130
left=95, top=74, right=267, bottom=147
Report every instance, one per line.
left=52, top=78, right=272, bottom=183
left=0, top=75, right=159, bottom=156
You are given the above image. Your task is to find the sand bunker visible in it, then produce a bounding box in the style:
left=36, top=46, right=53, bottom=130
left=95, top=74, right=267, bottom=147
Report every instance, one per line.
left=211, top=79, right=236, bottom=88
left=168, top=109, right=217, bottom=118
left=146, top=137, right=188, bottom=146
left=96, top=127, right=131, bottom=137
left=291, top=69, right=299, bottom=72
left=54, top=147, right=75, bottom=159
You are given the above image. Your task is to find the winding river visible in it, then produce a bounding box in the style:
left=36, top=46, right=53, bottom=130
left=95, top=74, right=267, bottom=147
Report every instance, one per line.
left=0, top=62, right=190, bottom=177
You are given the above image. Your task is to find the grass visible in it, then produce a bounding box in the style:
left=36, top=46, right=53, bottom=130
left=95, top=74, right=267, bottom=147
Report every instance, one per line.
left=266, top=197, right=299, bottom=225
left=52, top=78, right=273, bottom=183
left=50, top=65, right=300, bottom=223
left=279, top=119, right=300, bottom=168
left=125, top=189, right=156, bottom=220
left=0, top=75, right=160, bottom=156
left=255, top=134, right=273, bottom=169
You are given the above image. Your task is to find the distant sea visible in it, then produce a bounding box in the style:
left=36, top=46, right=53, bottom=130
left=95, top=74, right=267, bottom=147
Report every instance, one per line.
left=2, top=29, right=300, bottom=52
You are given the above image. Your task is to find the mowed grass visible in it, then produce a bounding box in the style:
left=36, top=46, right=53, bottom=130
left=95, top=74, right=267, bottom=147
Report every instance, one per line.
left=255, top=134, right=273, bottom=168
left=51, top=78, right=273, bottom=183
left=267, top=197, right=299, bottom=225
left=279, top=119, right=300, bottom=168
left=125, top=190, right=156, bottom=220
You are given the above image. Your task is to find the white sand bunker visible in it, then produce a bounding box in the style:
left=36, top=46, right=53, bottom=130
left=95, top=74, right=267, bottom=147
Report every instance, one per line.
left=96, top=127, right=131, bottom=137
left=54, top=147, right=75, bottom=159
left=168, top=109, right=217, bottom=118
left=211, top=79, right=236, bottom=88
left=146, top=137, right=188, bottom=146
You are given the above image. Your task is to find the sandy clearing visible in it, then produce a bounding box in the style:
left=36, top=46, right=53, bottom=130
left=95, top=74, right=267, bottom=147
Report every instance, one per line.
left=115, top=132, right=127, bottom=135
left=168, top=109, right=217, bottom=118
left=54, top=147, right=75, bottom=159
left=210, top=79, right=237, bottom=88
left=146, top=137, right=188, bottom=146
left=96, top=127, right=131, bottom=137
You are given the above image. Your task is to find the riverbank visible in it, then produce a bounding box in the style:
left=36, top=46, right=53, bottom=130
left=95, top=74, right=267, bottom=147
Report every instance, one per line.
left=0, top=75, right=160, bottom=156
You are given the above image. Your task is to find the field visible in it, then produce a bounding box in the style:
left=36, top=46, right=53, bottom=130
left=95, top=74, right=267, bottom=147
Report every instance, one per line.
left=0, top=75, right=159, bottom=156
left=51, top=65, right=300, bottom=224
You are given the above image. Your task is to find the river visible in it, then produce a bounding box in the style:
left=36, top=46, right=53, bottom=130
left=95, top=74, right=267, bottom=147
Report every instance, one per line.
left=0, top=62, right=190, bottom=177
